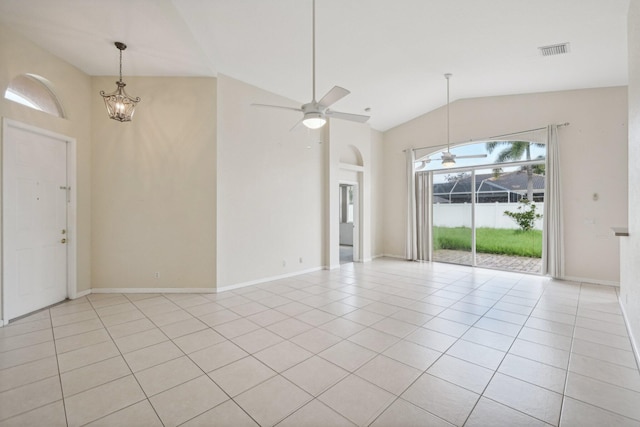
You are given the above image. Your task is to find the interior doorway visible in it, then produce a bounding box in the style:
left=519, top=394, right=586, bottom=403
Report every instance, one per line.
left=339, top=183, right=358, bottom=264
left=2, top=119, right=74, bottom=322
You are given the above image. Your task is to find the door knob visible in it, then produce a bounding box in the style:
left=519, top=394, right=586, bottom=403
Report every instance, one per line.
left=61, top=238, right=67, bottom=244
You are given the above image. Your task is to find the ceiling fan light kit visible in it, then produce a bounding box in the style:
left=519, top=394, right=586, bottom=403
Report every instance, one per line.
left=100, top=41, right=140, bottom=122
left=441, top=156, right=456, bottom=168
left=302, top=112, right=326, bottom=129
left=252, top=0, right=369, bottom=130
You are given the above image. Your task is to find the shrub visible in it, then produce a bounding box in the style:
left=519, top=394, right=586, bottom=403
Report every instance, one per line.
left=504, top=199, right=542, bottom=232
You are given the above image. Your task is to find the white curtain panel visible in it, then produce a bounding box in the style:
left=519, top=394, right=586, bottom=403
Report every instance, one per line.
left=542, top=124, right=565, bottom=278
left=415, top=172, right=431, bottom=260
left=405, top=149, right=418, bottom=260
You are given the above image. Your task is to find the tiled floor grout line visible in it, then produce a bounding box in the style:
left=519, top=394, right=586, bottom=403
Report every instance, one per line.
left=617, top=285, right=640, bottom=373
left=557, top=283, right=640, bottom=423
left=0, top=309, right=70, bottom=426
left=208, top=280, right=436, bottom=426
left=484, top=277, right=574, bottom=427
left=125, top=293, right=271, bottom=427
left=48, top=308, right=71, bottom=427
left=341, top=267, right=630, bottom=424
left=126, top=293, right=260, bottom=426
left=557, top=283, right=582, bottom=427
left=457, top=277, right=544, bottom=426
left=342, top=275, right=519, bottom=426
left=3, top=260, right=640, bottom=426
left=213, top=287, right=339, bottom=427
left=84, top=294, right=164, bottom=427
left=203, top=286, right=360, bottom=427
left=281, top=283, right=435, bottom=427
left=202, top=274, right=575, bottom=426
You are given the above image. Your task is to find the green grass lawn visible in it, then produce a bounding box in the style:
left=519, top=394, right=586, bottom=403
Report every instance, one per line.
left=433, top=226, right=542, bottom=258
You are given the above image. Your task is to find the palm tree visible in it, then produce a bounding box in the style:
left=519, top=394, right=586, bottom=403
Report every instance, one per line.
left=485, top=141, right=545, bottom=201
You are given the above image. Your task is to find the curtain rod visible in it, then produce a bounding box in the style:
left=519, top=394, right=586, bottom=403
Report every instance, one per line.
left=404, top=122, right=570, bottom=153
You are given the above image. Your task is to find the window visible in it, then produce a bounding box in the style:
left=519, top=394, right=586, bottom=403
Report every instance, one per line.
left=416, top=140, right=546, bottom=172
left=339, top=185, right=354, bottom=223
left=4, top=74, right=65, bottom=118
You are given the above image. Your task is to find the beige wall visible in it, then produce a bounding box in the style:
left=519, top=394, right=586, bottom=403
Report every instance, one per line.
left=216, top=75, right=384, bottom=287
left=621, top=0, right=640, bottom=356
left=0, top=24, right=92, bottom=320
left=91, top=76, right=217, bottom=289
left=216, top=75, right=325, bottom=288
left=383, top=87, right=628, bottom=285
left=371, top=129, right=385, bottom=258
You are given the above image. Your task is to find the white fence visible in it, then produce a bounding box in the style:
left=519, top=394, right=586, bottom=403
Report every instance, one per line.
left=433, top=202, right=544, bottom=230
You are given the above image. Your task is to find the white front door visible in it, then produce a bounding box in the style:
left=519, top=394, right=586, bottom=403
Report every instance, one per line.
left=3, top=123, right=68, bottom=321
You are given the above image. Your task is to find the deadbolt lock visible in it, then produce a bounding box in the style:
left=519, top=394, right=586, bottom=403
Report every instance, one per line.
left=61, top=238, right=67, bottom=244
left=61, top=229, right=66, bottom=234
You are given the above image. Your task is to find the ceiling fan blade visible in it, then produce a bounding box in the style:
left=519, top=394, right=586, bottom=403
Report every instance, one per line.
left=456, top=154, right=488, bottom=159
left=415, top=153, right=432, bottom=162
left=290, top=118, right=304, bottom=132
left=318, top=86, right=350, bottom=108
left=415, top=161, right=429, bottom=170
left=251, top=103, right=302, bottom=113
left=325, top=110, right=370, bottom=123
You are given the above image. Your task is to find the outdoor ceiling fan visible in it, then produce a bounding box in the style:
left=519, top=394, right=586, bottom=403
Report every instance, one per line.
left=252, top=0, right=370, bottom=130
left=416, top=73, right=487, bottom=167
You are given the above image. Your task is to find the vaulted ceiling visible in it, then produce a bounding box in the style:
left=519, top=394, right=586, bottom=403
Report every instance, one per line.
left=0, top=0, right=630, bottom=131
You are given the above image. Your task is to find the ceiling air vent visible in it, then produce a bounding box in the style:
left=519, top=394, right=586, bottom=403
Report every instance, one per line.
left=538, top=42, right=570, bottom=57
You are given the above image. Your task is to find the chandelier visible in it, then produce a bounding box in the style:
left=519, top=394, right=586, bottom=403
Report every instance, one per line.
left=100, top=42, right=140, bottom=122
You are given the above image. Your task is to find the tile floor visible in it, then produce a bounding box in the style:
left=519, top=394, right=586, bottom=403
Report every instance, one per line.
left=1, top=258, right=639, bottom=426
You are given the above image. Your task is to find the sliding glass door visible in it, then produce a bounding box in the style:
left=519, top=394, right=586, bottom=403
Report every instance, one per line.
left=427, top=162, right=544, bottom=274
left=474, top=165, right=544, bottom=273
left=432, top=170, right=474, bottom=266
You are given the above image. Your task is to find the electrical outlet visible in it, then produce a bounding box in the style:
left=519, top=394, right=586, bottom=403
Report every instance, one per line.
left=299, top=257, right=303, bottom=263
left=282, top=260, right=286, bottom=267
left=154, top=272, right=160, bottom=279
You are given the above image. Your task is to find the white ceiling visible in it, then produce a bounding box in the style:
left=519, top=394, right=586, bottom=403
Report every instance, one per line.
left=0, top=0, right=630, bottom=131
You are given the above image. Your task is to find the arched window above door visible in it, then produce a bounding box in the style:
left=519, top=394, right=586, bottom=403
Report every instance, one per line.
left=4, top=74, right=66, bottom=118
left=415, top=139, right=546, bottom=171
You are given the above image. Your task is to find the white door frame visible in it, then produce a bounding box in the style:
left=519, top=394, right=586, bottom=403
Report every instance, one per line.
left=339, top=180, right=360, bottom=262
left=2, top=118, right=77, bottom=325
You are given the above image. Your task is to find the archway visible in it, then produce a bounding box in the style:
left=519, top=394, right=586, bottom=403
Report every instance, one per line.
left=4, top=73, right=66, bottom=118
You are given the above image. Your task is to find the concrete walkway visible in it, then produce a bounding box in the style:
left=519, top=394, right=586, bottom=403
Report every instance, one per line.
left=432, top=249, right=542, bottom=274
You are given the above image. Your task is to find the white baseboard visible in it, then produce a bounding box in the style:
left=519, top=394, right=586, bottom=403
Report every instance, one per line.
left=382, top=253, right=406, bottom=260
left=71, top=289, right=92, bottom=299
left=92, top=287, right=216, bottom=294
left=216, top=267, right=324, bottom=293
left=324, top=264, right=341, bottom=270
left=562, top=275, right=620, bottom=287
left=71, top=266, right=326, bottom=296
left=0, top=319, right=4, bottom=327
left=619, top=296, right=640, bottom=369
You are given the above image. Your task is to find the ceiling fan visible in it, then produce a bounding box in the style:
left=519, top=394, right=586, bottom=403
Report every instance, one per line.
left=252, top=0, right=370, bottom=130
left=416, top=73, right=487, bottom=167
